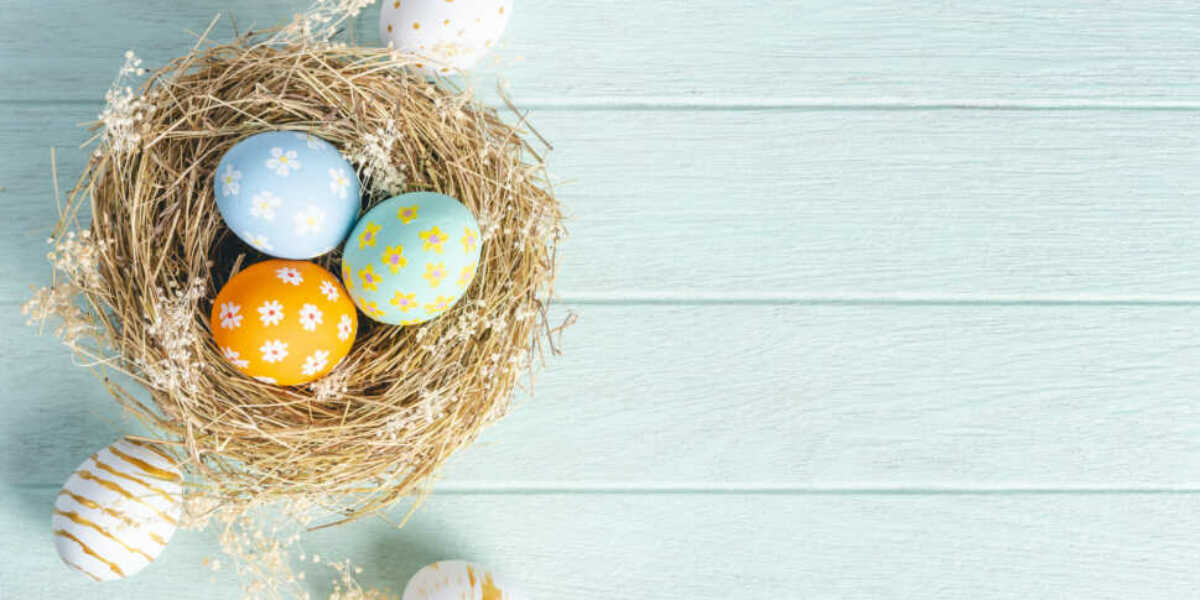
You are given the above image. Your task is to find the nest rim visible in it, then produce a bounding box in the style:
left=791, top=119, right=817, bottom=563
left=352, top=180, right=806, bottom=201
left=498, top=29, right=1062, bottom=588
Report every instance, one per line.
left=57, top=37, right=563, bottom=524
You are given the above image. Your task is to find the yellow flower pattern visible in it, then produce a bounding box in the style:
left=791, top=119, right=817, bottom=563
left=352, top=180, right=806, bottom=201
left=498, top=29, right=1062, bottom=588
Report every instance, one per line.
left=362, top=300, right=386, bottom=319
left=423, top=262, right=447, bottom=288
left=358, top=264, right=381, bottom=292
left=381, top=245, right=407, bottom=273
left=390, top=291, right=418, bottom=312
left=396, top=204, right=419, bottom=224
left=345, top=195, right=480, bottom=325
left=424, top=295, right=454, bottom=314
left=457, top=262, right=476, bottom=289
left=461, top=226, right=477, bottom=254
left=358, top=222, right=381, bottom=249
left=419, top=226, right=448, bottom=253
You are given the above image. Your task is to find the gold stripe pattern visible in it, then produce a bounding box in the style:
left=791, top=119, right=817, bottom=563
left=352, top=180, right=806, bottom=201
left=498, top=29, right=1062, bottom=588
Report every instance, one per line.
left=54, top=509, right=155, bottom=562
left=93, top=455, right=177, bottom=503
left=54, top=528, right=126, bottom=578
left=76, top=469, right=179, bottom=527
left=57, top=490, right=168, bottom=548
left=127, top=439, right=176, bottom=464
left=61, top=558, right=103, bottom=582
left=109, top=445, right=182, bottom=482
left=58, top=489, right=142, bottom=531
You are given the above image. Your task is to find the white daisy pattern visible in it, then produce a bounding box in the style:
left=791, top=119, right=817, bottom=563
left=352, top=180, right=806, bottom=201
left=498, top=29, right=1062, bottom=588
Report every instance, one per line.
left=245, top=232, right=274, bottom=252
left=222, top=346, right=249, bottom=369
left=218, top=302, right=243, bottom=330
left=294, top=131, right=324, bottom=150
left=266, top=147, right=301, bottom=176
left=258, top=300, right=284, bottom=326
left=220, top=164, right=242, bottom=197
left=301, top=350, right=330, bottom=377
left=254, top=376, right=278, bottom=385
left=319, top=280, right=340, bottom=302
left=250, top=191, right=282, bottom=221
left=260, top=340, right=288, bottom=363
left=328, top=168, right=351, bottom=199
left=337, top=314, right=353, bottom=341
left=293, top=205, right=326, bottom=235
left=298, top=303, right=323, bottom=331
left=276, top=267, right=303, bottom=286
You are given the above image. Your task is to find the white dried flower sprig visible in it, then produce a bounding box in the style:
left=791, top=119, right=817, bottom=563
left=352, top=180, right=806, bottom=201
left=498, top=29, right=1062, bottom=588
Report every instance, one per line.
left=193, top=496, right=387, bottom=600
left=140, top=278, right=207, bottom=395
left=346, top=120, right=407, bottom=198
left=21, top=284, right=95, bottom=351
left=21, top=230, right=116, bottom=359
left=46, top=229, right=107, bottom=290
left=418, top=388, right=451, bottom=424
left=97, top=51, right=154, bottom=156
left=309, top=361, right=351, bottom=402
left=270, top=0, right=377, bottom=46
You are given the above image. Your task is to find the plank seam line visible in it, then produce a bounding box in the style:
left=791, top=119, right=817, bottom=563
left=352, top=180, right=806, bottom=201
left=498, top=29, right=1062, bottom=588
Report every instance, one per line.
left=6, top=97, right=1200, bottom=111
left=555, top=293, right=1200, bottom=307
left=14, top=483, right=1200, bottom=495
left=512, top=98, right=1200, bottom=111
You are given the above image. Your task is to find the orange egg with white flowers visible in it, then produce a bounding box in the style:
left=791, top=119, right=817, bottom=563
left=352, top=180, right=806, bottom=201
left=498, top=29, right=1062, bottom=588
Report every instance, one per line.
left=211, top=260, right=357, bottom=386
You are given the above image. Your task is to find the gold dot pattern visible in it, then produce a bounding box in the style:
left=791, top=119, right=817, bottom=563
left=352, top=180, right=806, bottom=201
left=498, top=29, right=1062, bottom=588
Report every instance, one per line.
left=380, top=0, right=512, bottom=73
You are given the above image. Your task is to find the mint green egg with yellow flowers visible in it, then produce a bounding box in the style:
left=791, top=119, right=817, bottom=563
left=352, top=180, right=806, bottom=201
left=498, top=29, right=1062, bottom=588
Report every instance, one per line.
left=341, top=192, right=481, bottom=325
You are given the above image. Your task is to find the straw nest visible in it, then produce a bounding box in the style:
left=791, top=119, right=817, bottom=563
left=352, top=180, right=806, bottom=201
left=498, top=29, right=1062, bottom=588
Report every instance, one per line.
left=49, top=38, right=564, bottom=525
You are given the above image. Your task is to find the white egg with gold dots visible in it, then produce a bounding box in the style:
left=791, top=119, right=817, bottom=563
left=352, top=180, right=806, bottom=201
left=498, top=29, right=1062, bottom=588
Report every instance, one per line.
left=403, top=560, right=525, bottom=600
left=52, top=438, right=183, bottom=581
left=380, top=0, right=513, bottom=75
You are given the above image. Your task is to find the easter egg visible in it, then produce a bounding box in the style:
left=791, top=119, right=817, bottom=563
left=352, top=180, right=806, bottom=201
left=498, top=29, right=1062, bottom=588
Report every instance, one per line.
left=402, top=560, right=525, bottom=600
left=214, top=131, right=361, bottom=259
left=211, top=259, right=357, bottom=386
left=341, top=192, right=481, bottom=325
left=380, top=0, right=513, bottom=75
left=53, top=438, right=182, bottom=581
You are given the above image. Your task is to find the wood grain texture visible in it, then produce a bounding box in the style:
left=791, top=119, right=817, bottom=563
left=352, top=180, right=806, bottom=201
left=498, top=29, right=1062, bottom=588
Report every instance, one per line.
left=8, top=303, right=1200, bottom=489
left=2, top=1, right=1200, bottom=104
left=5, top=487, right=1200, bottom=599
left=3, top=0, right=1200, bottom=598
left=5, top=104, right=1200, bottom=298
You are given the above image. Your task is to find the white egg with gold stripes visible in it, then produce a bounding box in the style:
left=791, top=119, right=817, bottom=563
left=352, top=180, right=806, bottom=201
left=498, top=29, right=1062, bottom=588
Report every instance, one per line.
left=52, top=438, right=183, bottom=581
left=403, top=560, right=525, bottom=600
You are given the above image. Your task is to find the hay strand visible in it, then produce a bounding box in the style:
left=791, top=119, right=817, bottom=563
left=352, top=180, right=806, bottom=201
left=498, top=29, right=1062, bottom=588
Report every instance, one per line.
left=38, top=37, right=564, bottom=526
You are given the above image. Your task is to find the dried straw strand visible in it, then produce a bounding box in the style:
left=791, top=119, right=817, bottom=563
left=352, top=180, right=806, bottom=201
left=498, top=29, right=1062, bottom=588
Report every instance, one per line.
left=41, top=38, right=564, bottom=526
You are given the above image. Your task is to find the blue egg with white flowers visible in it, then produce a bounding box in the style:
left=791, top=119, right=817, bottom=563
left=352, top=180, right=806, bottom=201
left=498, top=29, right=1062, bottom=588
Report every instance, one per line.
left=214, top=131, right=361, bottom=259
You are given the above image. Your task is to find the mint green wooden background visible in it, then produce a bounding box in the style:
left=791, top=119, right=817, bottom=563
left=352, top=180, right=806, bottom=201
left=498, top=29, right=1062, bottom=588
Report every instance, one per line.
left=4, top=1, right=1200, bottom=597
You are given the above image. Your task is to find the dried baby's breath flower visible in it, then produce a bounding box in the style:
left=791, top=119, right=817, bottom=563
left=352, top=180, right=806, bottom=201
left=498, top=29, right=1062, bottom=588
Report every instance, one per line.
left=271, top=0, right=376, bottom=45
left=376, top=410, right=415, bottom=441
left=98, top=51, right=154, bottom=155
left=46, top=229, right=107, bottom=289
left=309, top=360, right=352, bottom=401
left=328, top=558, right=396, bottom=600
left=347, top=120, right=407, bottom=198
left=182, top=494, right=224, bottom=530
left=22, top=284, right=98, bottom=353
left=418, top=388, right=451, bottom=424
left=140, top=278, right=206, bottom=395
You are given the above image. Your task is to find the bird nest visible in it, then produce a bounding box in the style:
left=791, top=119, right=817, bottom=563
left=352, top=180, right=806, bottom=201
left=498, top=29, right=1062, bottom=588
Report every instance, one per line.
left=31, top=37, right=564, bottom=526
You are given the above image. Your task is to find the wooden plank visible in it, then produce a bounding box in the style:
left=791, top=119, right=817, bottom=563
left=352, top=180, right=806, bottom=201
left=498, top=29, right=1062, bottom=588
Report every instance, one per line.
left=4, top=486, right=1200, bottom=598
left=8, top=302, right=1200, bottom=488
left=2, top=1, right=1200, bottom=104
left=5, top=104, right=1200, bottom=298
